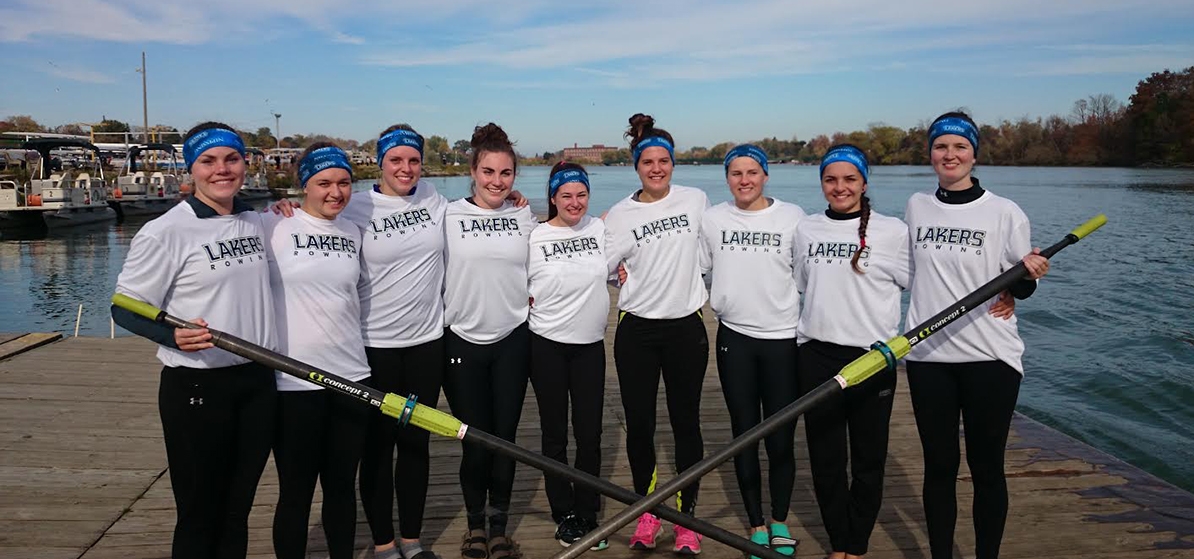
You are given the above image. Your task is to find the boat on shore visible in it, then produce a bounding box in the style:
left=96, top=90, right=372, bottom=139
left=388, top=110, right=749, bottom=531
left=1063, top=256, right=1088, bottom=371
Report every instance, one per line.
left=108, top=143, right=183, bottom=220
left=238, top=149, right=274, bottom=201
left=0, top=138, right=116, bottom=230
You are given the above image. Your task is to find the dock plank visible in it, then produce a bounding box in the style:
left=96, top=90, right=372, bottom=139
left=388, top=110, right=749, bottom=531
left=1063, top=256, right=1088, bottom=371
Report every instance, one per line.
left=2, top=297, right=1192, bottom=559
left=0, top=332, right=63, bottom=360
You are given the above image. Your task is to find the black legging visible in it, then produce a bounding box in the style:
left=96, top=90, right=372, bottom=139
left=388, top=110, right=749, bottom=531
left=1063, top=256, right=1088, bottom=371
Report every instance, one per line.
left=530, top=333, right=605, bottom=523
left=272, top=386, right=371, bottom=559
left=715, top=323, right=798, bottom=528
left=800, top=341, right=896, bottom=555
left=906, top=360, right=1022, bottom=559
left=359, top=339, right=444, bottom=543
left=614, top=311, right=708, bottom=515
left=158, top=362, right=276, bottom=559
left=443, top=324, right=531, bottom=535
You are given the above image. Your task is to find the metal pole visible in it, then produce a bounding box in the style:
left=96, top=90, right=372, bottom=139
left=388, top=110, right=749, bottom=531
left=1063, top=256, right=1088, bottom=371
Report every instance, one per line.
left=141, top=52, right=149, bottom=144
left=273, top=113, right=282, bottom=150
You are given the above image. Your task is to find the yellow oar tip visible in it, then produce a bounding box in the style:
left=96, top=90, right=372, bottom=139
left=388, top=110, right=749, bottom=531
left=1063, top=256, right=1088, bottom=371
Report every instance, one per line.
left=1071, top=214, right=1107, bottom=240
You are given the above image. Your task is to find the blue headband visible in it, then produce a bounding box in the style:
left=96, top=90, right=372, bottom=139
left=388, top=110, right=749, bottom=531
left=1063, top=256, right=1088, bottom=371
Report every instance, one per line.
left=548, top=168, right=590, bottom=197
left=183, top=128, right=245, bottom=170
left=928, top=117, right=980, bottom=155
left=632, top=136, right=675, bottom=168
left=377, top=128, right=424, bottom=165
left=820, top=145, right=870, bottom=183
left=298, top=146, right=353, bottom=187
left=723, top=144, right=769, bottom=175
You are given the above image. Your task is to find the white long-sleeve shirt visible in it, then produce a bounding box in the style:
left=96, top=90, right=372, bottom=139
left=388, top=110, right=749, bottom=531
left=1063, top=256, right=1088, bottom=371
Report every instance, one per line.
left=904, top=189, right=1033, bottom=373
left=603, top=185, right=709, bottom=319
left=795, top=210, right=912, bottom=347
left=700, top=200, right=805, bottom=339
left=115, top=197, right=275, bottom=368
left=528, top=215, right=610, bottom=344
left=338, top=181, right=448, bottom=348
left=443, top=199, right=539, bottom=344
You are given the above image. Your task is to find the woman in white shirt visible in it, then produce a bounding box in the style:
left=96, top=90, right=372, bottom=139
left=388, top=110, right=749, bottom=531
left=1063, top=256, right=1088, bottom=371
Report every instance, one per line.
left=699, top=144, right=804, bottom=557
left=527, top=161, right=611, bottom=550
left=903, top=112, right=1049, bottom=559
left=603, top=113, right=710, bottom=555
left=263, top=144, right=371, bottom=559
left=112, top=122, right=275, bottom=559
left=442, top=123, right=538, bottom=559
left=794, top=144, right=910, bottom=559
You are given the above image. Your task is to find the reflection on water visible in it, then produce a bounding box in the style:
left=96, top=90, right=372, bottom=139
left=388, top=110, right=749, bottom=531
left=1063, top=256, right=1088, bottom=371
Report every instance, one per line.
left=3, top=167, right=1194, bottom=493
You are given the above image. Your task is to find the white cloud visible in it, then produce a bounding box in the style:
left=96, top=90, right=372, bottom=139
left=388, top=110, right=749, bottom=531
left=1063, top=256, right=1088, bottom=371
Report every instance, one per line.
left=41, top=64, right=116, bottom=84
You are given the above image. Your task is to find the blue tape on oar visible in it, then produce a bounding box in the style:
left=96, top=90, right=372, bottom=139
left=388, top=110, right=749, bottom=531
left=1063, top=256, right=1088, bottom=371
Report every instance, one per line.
left=870, top=341, right=897, bottom=372
left=398, top=394, right=419, bottom=427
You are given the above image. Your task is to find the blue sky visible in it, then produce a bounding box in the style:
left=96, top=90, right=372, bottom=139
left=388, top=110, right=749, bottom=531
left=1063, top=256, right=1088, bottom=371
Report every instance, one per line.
left=1, top=0, right=1192, bottom=154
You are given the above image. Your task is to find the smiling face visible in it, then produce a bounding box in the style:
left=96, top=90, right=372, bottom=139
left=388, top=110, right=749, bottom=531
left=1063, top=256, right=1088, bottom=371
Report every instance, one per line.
left=470, top=150, right=516, bottom=209
left=635, top=146, right=673, bottom=200
left=820, top=161, right=866, bottom=213
left=191, top=146, right=246, bottom=210
left=301, top=167, right=353, bottom=220
left=550, top=182, right=589, bottom=226
left=931, top=133, right=976, bottom=190
left=379, top=145, right=422, bottom=195
left=726, top=157, right=768, bottom=210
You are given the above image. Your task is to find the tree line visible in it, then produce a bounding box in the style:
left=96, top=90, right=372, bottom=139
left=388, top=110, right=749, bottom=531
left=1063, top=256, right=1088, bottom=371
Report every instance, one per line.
left=5, top=67, right=1191, bottom=167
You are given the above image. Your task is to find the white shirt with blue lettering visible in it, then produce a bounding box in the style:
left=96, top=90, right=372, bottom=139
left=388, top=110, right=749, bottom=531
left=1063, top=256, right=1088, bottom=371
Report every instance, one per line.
left=700, top=200, right=805, bottom=339
left=338, top=180, right=447, bottom=348
left=603, top=185, right=710, bottom=319
left=443, top=199, right=539, bottom=344
left=263, top=211, right=370, bottom=391
left=904, top=190, right=1033, bottom=373
left=795, top=211, right=912, bottom=347
left=115, top=201, right=275, bottom=368
left=528, top=215, right=609, bottom=345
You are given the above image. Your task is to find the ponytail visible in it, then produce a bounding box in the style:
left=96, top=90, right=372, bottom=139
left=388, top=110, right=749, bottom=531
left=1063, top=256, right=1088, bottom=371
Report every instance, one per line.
left=851, top=194, right=871, bottom=274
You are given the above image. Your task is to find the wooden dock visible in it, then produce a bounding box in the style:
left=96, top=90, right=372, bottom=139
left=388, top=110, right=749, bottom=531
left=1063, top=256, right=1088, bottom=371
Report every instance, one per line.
left=3, top=306, right=1194, bottom=559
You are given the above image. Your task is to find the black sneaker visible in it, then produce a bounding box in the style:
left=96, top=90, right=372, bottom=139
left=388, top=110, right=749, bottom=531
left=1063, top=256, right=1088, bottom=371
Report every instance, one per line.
left=580, top=516, right=610, bottom=551
left=555, top=514, right=586, bottom=547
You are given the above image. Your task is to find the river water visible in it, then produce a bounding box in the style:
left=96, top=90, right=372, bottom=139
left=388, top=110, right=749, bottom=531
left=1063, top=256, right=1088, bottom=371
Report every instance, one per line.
left=2, top=164, right=1193, bottom=492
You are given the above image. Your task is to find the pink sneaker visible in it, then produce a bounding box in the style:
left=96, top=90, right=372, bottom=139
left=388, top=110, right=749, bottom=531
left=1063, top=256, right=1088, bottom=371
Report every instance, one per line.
left=628, top=513, right=662, bottom=550
left=673, top=525, right=703, bottom=555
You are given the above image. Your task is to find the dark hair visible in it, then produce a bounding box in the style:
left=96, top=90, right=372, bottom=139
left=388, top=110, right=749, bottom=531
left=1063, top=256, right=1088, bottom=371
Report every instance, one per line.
left=378, top=123, right=423, bottom=143
left=469, top=122, right=517, bottom=173
left=624, top=113, right=674, bottom=152
left=851, top=194, right=871, bottom=274
left=183, top=121, right=238, bottom=142
left=931, top=110, right=976, bottom=129
left=293, top=141, right=340, bottom=184
left=546, top=160, right=586, bottom=220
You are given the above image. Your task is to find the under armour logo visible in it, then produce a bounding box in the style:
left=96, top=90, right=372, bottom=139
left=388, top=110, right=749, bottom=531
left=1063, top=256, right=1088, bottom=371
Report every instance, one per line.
left=449, top=357, right=462, bottom=364
left=719, top=346, right=729, bottom=352
left=189, top=397, right=203, bottom=405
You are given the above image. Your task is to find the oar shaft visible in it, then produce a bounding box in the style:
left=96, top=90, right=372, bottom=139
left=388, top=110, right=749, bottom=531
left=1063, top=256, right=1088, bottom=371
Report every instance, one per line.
left=560, top=215, right=1107, bottom=558
left=114, top=295, right=787, bottom=559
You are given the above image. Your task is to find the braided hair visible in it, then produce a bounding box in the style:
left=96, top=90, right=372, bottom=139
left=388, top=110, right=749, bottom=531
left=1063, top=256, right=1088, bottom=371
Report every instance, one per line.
left=851, top=193, right=871, bottom=274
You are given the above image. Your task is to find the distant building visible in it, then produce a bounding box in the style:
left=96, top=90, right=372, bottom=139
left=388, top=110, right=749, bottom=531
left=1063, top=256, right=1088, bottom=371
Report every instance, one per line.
left=561, top=143, right=618, bottom=163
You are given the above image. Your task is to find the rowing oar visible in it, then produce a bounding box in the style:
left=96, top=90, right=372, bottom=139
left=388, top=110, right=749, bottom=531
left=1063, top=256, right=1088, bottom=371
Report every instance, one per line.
left=110, top=295, right=789, bottom=559
left=558, top=214, right=1108, bottom=558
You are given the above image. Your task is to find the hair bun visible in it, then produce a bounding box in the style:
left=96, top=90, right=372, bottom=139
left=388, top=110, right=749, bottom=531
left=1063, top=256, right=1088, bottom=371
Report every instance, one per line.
left=471, top=122, right=510, bottom=149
